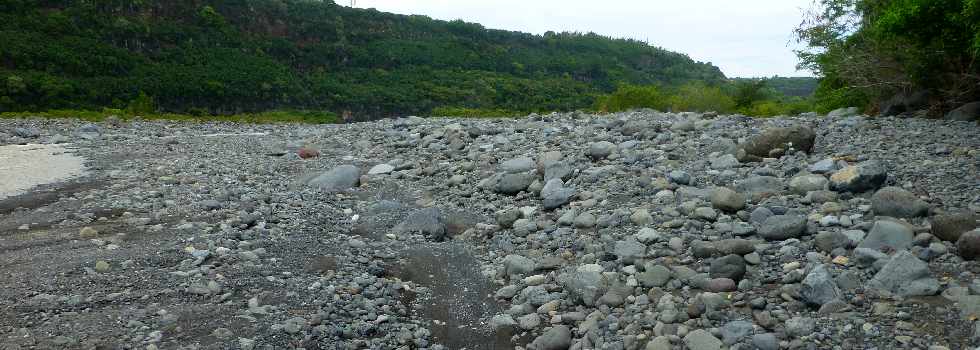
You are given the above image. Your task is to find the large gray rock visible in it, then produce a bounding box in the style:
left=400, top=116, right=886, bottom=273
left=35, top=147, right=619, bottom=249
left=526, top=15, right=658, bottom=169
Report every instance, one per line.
left=858, top=220, right=914, bottom=252
left=709, top=187, right=745, bottom=212
left=720, top=320, right=753, bottom=346
left=529, top=325, right=571, bottom=350
left=800, top=265, right=841, bottom=306
left=12, top=127, right=40, bottom=138
left=829, top=160, right=887, bottom=193
left=560, top=268, right=609, bottom=306
left=867, top=250, right=939, bottom=297
left=541, top=179, right=576, bottom=210
left=932, top=211, right=977, bottom=242
left=871, top=187, right=929, bottom=218
left=494, top=172, right=536, bottom=195
left=827, top=107, right=859, bottom=118
left=588, top=141, right=616, bottom=160
left=789, top=174, right=828, bottom=194
left=613, top=240, right=647, bottom=264
left=683, top=329, right=723, bottom=350
left=637, top=264, right=672, bottom=288
left=308, top=165, right=360, bottom=191
left=945, top=101, right=980, bottom=121
left=880, top=90, right=930, bottom=116
left=503, top=254, right=536, bottom=276
left=734, top=176, right=784, bottom=201
left=957, top=229, right=980, bottom=260
left=709, top=254, right=747, bottom=281
left=392, top=207, right=447, bottom=239
left=737, top=125, right=816, bottom=160
left=500, top=157, right=535, bottom=173
left=757, top=215, right=806, bottom=240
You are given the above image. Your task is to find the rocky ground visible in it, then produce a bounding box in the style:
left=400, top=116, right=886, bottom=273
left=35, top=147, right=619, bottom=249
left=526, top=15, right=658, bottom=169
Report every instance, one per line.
left=0, top=110, right=978, bottom=350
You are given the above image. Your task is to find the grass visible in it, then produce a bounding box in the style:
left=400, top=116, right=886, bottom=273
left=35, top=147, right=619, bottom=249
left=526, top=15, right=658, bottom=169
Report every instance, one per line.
left=0, top=108, right=342, bottom=124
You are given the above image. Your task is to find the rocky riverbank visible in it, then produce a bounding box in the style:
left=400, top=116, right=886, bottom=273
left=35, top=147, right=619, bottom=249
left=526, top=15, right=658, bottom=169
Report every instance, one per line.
left=0, top=111, right=978, bottom=350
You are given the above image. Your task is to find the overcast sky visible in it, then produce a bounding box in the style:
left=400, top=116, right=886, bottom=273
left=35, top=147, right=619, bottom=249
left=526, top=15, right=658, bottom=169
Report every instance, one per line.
left=353, top=0, right=814, bottom=78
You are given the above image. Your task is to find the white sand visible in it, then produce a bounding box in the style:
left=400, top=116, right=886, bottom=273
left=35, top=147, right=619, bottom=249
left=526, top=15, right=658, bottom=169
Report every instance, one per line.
left=0, top=144, right=88, bottom=200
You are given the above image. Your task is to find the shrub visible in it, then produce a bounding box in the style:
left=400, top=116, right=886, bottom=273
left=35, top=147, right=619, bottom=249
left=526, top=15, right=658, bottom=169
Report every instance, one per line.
left=669, top=82, right=736, bottom=113
left=595, top=84, right=670, bottom=112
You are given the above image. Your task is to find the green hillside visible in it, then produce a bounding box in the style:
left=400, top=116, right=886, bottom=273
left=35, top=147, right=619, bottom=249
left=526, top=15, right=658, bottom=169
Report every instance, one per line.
left=0, top=0, right=726, bottom=119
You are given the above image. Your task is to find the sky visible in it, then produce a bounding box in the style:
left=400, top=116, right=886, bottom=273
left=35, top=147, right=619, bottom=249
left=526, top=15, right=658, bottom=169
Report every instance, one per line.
left=352, top=0, right=815, bottom=78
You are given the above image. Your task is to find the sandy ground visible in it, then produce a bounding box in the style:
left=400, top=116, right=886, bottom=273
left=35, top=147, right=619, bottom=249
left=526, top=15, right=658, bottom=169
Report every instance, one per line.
left=0, top=144, right=87, bottom=200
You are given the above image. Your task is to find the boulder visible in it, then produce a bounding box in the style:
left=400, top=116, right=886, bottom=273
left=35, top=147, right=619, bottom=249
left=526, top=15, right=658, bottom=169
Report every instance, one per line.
left=737, top=125, right=816, bottom=160
left=957, top=229, right=980, bottom=260
left=500, top=157, right=535, bottom=173
left=880, top=90, right=930, bottom=116
left=709, top=187, right=746, bottom=212
left=789, top=174, right=828, bottom=194
left=858, top=220, right=914, bottom=252
left=392, top=207, right=447, bottom=240
left=709, top=254, right=747, bottom=281
left=308, top=165, right=360, bottom=191
left=829, top=160, right=887, bottom=193
left=827, top=107, right=859, bottom=118
left=529, top=325, right=571, bottom=350
left=932, top=211, right=978, bottom=242
left=871, top=187, right=929, bottom=218
left=867, top=251, right=939, bottom=297
left=800, top=265, right=841, bottom=306
left=757, top=215, right=806, bottom=240
left=560, top=268, right=609, bottom=306
left=494, top=172, right=536, bottom=195
left=683, top=329, right=723, bottom=350
left=945, top=101, right=980, bottom=122
left=588, top=141, right=616, bottom=160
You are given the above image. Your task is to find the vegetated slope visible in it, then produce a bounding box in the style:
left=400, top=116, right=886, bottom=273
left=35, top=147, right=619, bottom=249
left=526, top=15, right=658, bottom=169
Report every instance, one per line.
left=0, top=0, right=725, bottom=119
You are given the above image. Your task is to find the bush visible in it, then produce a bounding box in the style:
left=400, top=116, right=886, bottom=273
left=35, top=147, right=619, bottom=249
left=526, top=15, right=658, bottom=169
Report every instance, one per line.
left=595, top=84, right=670, bottom=112
left=431, top=106, right=525, bottom=118
left=669, top=82, right=736, bottom=113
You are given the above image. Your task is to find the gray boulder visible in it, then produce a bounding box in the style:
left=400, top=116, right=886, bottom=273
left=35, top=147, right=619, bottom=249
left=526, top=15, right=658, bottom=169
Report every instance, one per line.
left=709, top=187, right=745, bottom=212
left=871, top=187, right=929, bottom=218
left=560, top=269, right=609, bottom=306
left=807, top=158, right=839, bottom=174
left=500, top=157, right=535, bottom=173
left=932, top=211, right=977, bottom=242
left=720, top=320, right=753, bottom=346
left=393, top=207, right=447, bottom=239
left=735, top=176, right=784, bottom=201
left=494, top=172, right=536, bottom=195
left=945, top=101, right=980, bottom=121
left=13, top=127, right=40, bottom=138
left=800, top=265, right=841, bottom=306
left=541, top=179, right=576, bottom=210
left=957, top=229, right=980, bottom=260
left=308, top=165, right=360, bottom=191
left=827, top=107, right=859, bottom=118
left=829, top=160, right=887, bottom=193
left=588, top=141, right=616, bottom=160
left=858, top=220, right=914, bottom=252
left=709, top=254, right=747, bottom=281
left=529, top=325, right=571, bottom=350
left=637, top=264, right=672, bottom=288
left=613, top=240, right=646, bottom=264
left=503, top=254, right=536, bottom=276
left=737, top=125, right=816, bottom=160
left=867, top=250, right=939, bottom=297
left=789, top=174, right=828, bottom=194
left=683, top=329, right=723, bottom=350
left=757, top=215, right=806, bottom=240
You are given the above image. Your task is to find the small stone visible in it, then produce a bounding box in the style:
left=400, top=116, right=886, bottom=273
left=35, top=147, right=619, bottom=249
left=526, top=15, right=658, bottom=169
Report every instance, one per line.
left=758, top=215, right=806, bottom=240
left=79, top=227, right=99, bottom=238
left=94, top=260, right=110, bottom=272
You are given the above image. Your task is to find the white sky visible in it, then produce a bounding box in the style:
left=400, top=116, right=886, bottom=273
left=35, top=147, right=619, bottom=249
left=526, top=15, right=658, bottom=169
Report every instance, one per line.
left=352, top=0, right=815, bottom=78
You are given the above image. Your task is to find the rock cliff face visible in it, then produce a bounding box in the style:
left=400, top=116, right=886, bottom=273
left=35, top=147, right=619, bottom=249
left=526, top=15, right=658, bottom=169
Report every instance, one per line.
left=0, top=110, right=977, bottom=349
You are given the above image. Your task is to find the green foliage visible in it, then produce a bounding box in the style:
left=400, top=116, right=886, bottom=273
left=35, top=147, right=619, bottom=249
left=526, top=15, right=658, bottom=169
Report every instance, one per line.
left=596, top=85, right=671, bottom=112
left=126, top=91, right=155, bottom=114
left=597, top=79, right=816, bottom=117
left=0, top=109, right=339, bottom=124
left=0, top=1, right=726, bottom=119
left=796, top=0, right=980, bottom=113
left=668, top=82, right=735, bottom=113
left=431, top=107, right=525, bottom=118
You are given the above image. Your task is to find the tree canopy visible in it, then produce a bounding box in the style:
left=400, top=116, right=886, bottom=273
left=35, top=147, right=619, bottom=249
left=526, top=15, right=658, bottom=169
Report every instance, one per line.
left=0, top=0, right=727, bottom=119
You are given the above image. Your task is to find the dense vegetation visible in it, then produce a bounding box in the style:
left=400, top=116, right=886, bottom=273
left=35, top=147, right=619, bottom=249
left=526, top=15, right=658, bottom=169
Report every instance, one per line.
left=0, top=0, right=727, bottom=120
left=796, top=0, right=980, bottom=114
left=593, top=78, right=815, bottom=117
